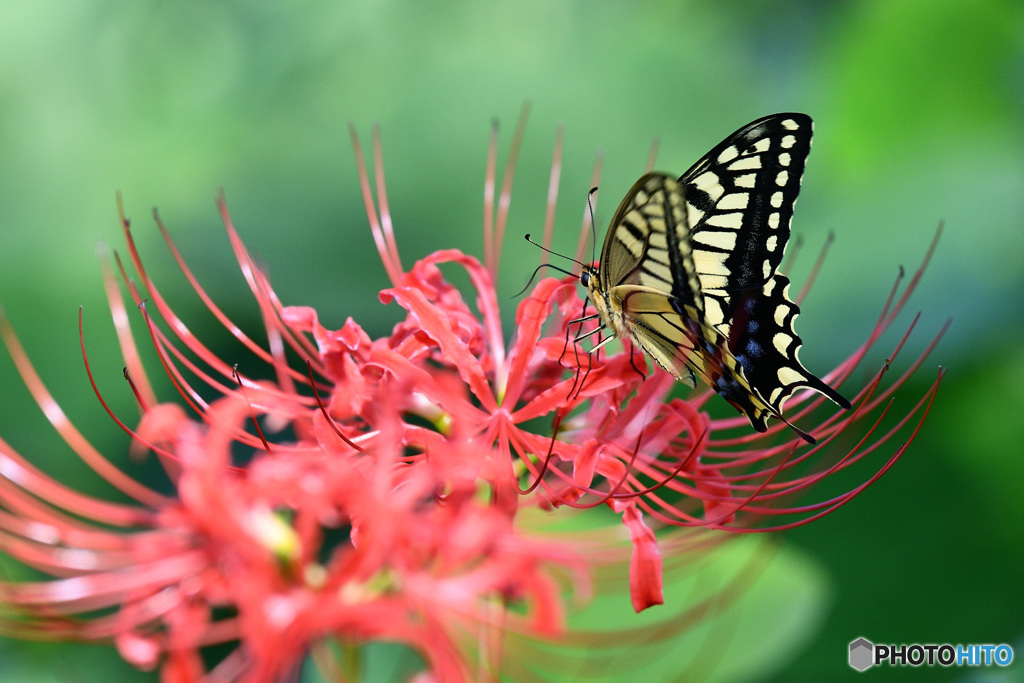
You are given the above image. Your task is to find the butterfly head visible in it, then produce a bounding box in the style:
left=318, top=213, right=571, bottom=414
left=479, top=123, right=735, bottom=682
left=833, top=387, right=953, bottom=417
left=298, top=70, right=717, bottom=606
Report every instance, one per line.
left=579, top=265, right=601, bottom=302
left=579, top=264, right=616, bottom=325
left=579, top=266, right=596, bottom=289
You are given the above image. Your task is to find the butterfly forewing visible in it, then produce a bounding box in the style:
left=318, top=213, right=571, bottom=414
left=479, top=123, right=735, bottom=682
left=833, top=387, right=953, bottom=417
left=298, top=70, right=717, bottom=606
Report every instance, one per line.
left=585, top=113, right=849, bottom=441
left=680, top=114, right=812, bottom=330
left=677, top=114, right=849, bottom=417
left=600, top=174, right=703, bottom=317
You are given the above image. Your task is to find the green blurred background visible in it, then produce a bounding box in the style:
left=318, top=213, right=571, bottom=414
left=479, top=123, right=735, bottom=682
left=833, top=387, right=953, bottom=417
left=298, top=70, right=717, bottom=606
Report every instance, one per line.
left=0, top=0, right=1021, bottom=680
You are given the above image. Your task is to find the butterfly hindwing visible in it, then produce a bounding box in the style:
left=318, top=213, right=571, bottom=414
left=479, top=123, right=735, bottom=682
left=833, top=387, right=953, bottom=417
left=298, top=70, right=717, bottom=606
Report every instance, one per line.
left=608, top=285, right=702, bottom=387
left=725, top=274, right=849, bottom=431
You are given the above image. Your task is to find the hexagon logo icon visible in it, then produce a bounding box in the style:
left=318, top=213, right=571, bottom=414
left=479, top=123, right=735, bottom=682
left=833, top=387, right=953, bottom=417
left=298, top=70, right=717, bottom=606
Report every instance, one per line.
left=849, top=637, right=874, bottom=671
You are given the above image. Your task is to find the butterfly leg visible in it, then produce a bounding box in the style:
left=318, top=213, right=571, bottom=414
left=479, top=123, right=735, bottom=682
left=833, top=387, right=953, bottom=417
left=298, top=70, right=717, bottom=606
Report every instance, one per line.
left=562, top=299, right=602, bottom=400
left=625, top=339, right=648, bottom=381
left=567, top=323, right=604, bottom=400
left=560, top=310, right=600, bottom=365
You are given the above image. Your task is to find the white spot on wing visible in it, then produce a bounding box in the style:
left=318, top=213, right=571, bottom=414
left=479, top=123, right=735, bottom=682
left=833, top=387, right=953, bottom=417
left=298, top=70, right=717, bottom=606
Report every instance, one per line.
left=697, top=230, right=737, bottom=251
left=766, top=235, right=778, bottom=252
left=776, top=171, right=789, bottom=186
left=781, top=135, right=796, bottom=149
left=734, top=173, right=756, bottom=188
left=768, top=213, right=780, bottom=229
left=728, top=156, right=762, bottom=171
left=779, top=152, right=791, bottom=166
left=706, top=212, right=743, bottom=229
left=698, top=274, right=729, bottom=290
left=774, top=304, right=789, bottom=326
left=717, top=146, right=739, bottom=164
left=697, top=258, right=730, bottom=276
left=777, top=366, right=804, bottom=386
left=686, top=206, right=705, bottom=228
left=773, top=332, right=793, bottom=353
left=782, top=119, right=800, bottom=131
left=691, top=172, right=725, bottom=200
left=753, top=139, right=771, bottom=152
left=704, top=297, right=725, bottom=327
left=770, top=192, right=784, bottom=208
left=718, top=193, right=749, bottom=210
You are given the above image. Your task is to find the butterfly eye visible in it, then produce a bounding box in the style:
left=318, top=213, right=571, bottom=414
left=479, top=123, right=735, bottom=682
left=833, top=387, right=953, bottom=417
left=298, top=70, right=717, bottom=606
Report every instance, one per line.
left=580, top=271, right=590, bottom=286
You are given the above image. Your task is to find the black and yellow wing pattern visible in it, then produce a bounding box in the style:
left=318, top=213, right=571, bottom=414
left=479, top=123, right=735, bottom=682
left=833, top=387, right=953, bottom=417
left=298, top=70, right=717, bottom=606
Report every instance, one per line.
left=582, top=113, right=850, bottom=443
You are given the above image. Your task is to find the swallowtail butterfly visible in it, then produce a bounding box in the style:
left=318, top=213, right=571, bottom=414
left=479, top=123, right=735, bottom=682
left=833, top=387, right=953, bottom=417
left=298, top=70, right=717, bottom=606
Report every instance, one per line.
left=581, top=113, right=850, bottom=443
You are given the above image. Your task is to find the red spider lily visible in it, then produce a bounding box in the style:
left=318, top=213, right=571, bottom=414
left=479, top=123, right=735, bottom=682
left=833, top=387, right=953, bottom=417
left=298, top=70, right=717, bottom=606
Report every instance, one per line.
left=0, top=108, right=943, bottom=681
left=342, top=113, right=943, bottom=596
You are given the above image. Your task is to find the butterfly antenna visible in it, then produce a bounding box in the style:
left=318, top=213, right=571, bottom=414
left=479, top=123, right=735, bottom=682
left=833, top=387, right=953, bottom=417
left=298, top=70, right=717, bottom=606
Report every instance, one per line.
left=587, top=187, right=599, bottom=266
left=524, top=233, right=587, bottom=271
left=512, top=261, right=577, bottom=298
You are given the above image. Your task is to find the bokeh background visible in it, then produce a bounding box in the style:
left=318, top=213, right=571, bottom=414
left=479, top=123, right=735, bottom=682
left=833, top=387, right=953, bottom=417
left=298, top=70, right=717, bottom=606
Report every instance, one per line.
left=0, top=1, right=1021, bottom=681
